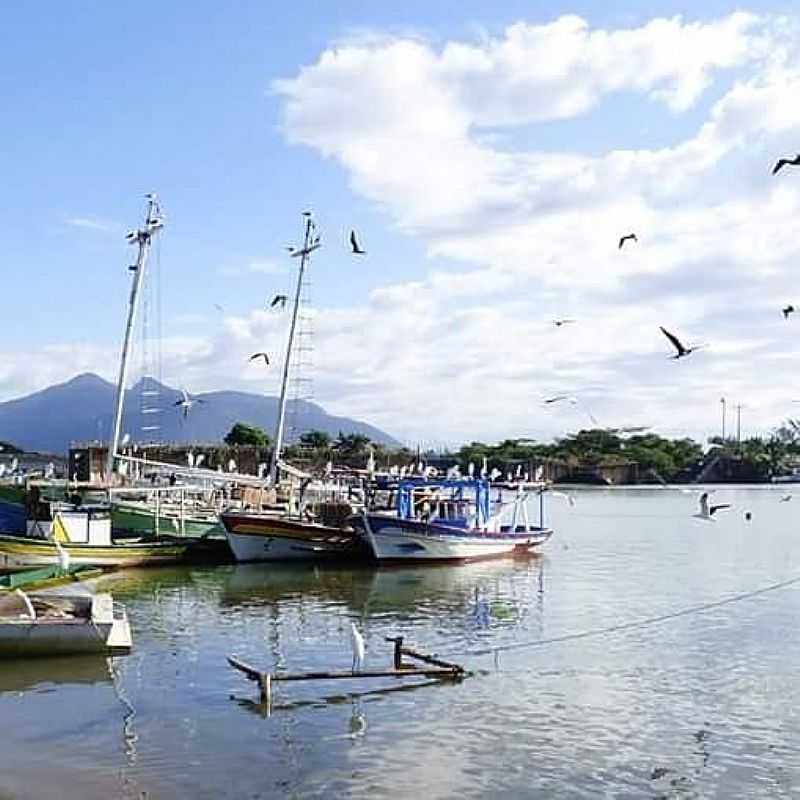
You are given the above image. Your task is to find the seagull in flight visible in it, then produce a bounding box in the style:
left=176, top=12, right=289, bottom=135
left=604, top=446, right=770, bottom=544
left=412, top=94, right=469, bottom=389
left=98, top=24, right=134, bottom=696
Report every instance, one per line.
left=618, top=233, right=638, bottom=249
left=270, top=294, right=287, bottom=309
left=772, top=154, right=800, bottom=175
left=659, top=326, right=704, bottom=359
left=782, top=305, right=795, bottom=320
left=249, top=352, right=270, bottom=365
left=350, top=230, right=366, bottom=255
left=552, top=319, right=575, bottom=327
left=780, top=494, right=792, bottom=502
left=543, top=394, right=571, bottom=404
left=694, top=491, right=731, bottom=520
left=173, top=389, right=205, bottom=420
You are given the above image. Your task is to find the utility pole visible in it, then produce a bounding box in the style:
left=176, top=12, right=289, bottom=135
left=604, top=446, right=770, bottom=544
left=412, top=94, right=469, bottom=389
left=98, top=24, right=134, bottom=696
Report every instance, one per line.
left=720, top=397, right=726, bottom=441
left=736, top=403, right=743, bottom=446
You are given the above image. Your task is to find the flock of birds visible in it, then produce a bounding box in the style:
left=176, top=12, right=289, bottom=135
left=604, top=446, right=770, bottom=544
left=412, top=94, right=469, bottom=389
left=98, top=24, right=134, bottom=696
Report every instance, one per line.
left=177, top=228, right=369, bottom=419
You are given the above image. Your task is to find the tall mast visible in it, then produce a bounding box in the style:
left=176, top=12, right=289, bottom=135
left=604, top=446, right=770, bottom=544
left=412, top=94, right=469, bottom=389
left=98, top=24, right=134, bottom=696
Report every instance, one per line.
left=269, top=212, right=319, bottom=485
left=106, top=194, right=165, bottom=480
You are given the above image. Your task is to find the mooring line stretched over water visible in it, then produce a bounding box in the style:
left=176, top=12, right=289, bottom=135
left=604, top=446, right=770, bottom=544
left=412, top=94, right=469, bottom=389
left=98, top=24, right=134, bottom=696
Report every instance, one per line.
left=439, top=573, right=800, bottom=660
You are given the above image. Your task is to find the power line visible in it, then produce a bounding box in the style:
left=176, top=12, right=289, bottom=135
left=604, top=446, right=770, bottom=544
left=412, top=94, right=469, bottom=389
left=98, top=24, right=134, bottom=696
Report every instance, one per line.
left=439, top=573, right=800, bottom=660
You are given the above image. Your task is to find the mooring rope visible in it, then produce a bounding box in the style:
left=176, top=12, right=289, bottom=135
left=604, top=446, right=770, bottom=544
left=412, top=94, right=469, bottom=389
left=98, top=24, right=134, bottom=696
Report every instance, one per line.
left=439, top=572, right=800, bottom=660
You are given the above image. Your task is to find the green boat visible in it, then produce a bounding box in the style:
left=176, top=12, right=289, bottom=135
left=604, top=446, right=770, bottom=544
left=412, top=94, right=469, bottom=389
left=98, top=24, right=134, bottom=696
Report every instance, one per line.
left=111, top=499, right=223, bottom=538
left=0, top=564, right=104, bottom=592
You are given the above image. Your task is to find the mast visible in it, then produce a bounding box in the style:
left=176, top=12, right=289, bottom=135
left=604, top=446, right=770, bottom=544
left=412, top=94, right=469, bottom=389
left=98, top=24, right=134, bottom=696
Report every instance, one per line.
left=269, top=212, right=319, bottom=485
left=106, top=194, right=165, bottom=480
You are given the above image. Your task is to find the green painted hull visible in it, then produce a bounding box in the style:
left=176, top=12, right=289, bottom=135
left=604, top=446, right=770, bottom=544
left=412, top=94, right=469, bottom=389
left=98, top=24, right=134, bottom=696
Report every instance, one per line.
left=112, top=502, right=223, bottom=538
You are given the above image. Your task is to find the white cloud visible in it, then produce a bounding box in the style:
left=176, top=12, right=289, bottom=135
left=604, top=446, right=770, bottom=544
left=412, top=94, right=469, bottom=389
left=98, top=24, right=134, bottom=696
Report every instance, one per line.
left=66, top=216, right=118, bottom=233
left=5, top=12, right=800, bottom=446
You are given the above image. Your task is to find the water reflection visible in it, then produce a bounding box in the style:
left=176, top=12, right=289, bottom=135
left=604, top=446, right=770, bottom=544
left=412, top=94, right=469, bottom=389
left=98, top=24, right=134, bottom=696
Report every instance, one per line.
left=0, top=654, right=112, bottom=694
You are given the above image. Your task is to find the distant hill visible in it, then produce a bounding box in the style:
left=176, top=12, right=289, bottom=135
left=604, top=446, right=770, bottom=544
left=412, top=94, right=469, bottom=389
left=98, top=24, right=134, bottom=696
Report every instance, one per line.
left=0, top=373, right=400, bottom=455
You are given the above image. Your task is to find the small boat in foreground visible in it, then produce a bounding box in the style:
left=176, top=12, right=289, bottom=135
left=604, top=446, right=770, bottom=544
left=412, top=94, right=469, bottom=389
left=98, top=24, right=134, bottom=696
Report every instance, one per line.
left=357, top=477, right=553, bottom=563
left=0, top=590, right=132, bottom=657
left=0, top=564, right=104, bottom=592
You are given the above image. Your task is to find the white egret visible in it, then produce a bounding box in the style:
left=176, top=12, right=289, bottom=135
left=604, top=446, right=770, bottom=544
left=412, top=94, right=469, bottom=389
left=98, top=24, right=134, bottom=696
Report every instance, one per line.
left=694, top=491, right=730, bottom=521
left=55, top=540, right=71, bottom=573
left=350, top=622, right=365, bottom=674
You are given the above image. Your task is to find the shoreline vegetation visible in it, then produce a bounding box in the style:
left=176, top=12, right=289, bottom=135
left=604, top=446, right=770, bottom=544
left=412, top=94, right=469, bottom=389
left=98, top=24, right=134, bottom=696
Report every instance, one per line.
left=9, top=420, right=800, bottom=486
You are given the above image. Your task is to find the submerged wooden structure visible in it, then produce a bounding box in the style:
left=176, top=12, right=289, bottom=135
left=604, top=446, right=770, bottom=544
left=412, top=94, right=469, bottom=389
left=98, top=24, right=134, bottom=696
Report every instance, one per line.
left=229, top=635, right=466, bottom=705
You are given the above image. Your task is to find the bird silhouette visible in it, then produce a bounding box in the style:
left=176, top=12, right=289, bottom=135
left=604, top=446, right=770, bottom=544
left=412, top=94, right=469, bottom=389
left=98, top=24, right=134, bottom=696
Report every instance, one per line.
left=350, top=230, right=366, bottom=255
left=249, top=352, right=270, bottom=365
left=693, top=491, right=731, bottom=520
left=270, top=294, right=287, bottom=309
left=659, top=326, right=704, bottom=359
left=552, top=319, right=575, bottom=327
left=783, top=305, right=795, bottom=320
left=772, top=154, right=800, bottom=175
left=618, top=233, right=638, bottom=249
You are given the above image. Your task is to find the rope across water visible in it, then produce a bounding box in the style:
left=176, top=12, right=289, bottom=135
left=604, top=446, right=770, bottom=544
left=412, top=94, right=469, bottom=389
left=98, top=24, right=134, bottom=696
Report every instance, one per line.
left=439, top=572, right=800, bottom=660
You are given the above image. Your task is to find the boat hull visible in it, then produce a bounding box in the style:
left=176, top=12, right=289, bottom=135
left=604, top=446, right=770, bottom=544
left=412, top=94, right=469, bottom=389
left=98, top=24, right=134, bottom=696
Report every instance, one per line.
left=0, top=535, right=189, bottom=569
left=221, top=512, right=363, bottom=563
left=360, top=515, right=553, bottom=563
left=112, top=502, right=223, bottom=538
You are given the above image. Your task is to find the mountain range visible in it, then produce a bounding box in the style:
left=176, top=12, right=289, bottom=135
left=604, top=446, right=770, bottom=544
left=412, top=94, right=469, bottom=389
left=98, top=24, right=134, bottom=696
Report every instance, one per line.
left=0, top=373, right=400, bottom=454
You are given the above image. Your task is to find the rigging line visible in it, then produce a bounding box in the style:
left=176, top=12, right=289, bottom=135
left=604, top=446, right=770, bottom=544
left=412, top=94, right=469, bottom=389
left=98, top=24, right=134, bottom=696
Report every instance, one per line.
left=439, top=573, right=800, bottom=659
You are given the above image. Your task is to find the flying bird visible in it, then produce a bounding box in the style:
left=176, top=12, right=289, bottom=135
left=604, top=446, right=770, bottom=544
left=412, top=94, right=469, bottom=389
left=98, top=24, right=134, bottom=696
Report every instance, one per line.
left=552, top=319, right=575, bottom=327
left=780, top=494, right=792, bottom=503
left=783, top=305, right=795, bottom=320
left=694, top=491, right=731, bottom=521
left=249, top=352, right=270, bottom=365
left=659, top=326, right=704, bottom=359
left=173, top=389, right=204, bottom=420
left=543, top=394, right=571, bottom=404
left=350, top=230, right=366, bottom=255
left=350, top=622, right=365, bottom=674
left=772, top=154, right=800, bottom=175
left=270, top=294, right=287, bottom=309
left=618, top=233, right=638, bottom=249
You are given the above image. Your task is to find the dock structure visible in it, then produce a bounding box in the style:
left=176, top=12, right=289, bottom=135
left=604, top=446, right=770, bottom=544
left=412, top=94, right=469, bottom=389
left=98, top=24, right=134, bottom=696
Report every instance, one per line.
left=229, top=636, right=466, bottom=706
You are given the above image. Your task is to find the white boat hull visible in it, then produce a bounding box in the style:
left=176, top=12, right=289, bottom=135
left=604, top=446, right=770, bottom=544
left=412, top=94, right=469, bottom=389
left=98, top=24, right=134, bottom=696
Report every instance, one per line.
left=221, top=512, right=363, bottom=563
left=361, top=515, right=552, bottom=563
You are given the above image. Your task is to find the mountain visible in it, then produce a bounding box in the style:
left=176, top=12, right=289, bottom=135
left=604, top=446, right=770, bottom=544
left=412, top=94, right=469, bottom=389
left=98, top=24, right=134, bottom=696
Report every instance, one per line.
left=0, top=373, right=401, bottom=454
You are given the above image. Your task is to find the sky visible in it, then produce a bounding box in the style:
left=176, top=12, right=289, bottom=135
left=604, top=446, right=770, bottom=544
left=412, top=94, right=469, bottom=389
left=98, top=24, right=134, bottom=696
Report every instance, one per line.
left=3, top=0, right=800, bottom=447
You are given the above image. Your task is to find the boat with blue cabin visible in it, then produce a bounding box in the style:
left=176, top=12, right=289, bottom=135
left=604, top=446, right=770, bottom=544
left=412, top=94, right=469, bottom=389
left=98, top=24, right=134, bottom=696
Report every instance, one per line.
left=356, top=477, right=553, bottom=563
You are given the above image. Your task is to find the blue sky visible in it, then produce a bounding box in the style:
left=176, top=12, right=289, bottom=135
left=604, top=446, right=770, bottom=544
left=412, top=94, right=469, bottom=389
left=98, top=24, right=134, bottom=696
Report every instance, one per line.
left=3, top=2, right=800, bottom=444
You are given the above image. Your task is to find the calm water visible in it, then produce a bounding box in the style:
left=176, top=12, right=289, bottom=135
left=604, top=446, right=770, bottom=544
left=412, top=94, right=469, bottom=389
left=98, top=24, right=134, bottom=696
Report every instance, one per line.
left=3, top=486, right=800, bottom=799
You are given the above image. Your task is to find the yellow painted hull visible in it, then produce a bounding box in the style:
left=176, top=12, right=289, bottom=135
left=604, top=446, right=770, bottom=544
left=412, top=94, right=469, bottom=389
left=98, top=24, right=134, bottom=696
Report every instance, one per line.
left=0, top=535, right=188, bottom=569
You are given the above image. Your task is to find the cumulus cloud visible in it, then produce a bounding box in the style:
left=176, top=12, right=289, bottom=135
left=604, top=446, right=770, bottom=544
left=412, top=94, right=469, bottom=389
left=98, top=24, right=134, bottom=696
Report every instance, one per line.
left=5, top=11, right=800, bottom=446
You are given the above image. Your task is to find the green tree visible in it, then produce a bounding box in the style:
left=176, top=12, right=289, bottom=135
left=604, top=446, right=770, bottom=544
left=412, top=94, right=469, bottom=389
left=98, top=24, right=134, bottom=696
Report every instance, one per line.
left=224, top=423, right=270, bottom=447
left=334, top=432, right=371, bottom=458
left=299, top=430, right=332, bottom=450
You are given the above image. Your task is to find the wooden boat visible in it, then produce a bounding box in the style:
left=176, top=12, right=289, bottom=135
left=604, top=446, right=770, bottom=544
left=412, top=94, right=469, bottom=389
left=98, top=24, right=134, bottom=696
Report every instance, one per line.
left=0, top=590, right=132, bottom=657
left=221, top=506, right=364, bottom=563
left=357, top=477, right=553, bottom=563
left=0, top=565, right=104, bottom=592
left=0, top=503, right=190, bottom=569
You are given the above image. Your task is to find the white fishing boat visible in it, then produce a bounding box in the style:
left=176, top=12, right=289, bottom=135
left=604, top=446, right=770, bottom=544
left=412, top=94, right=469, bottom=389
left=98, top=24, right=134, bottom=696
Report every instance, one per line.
left=357, top=478, right=553, bottom=563
left=0, top=590, right=132, bottom=657
left=221, top=213, right=364, bottom=563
